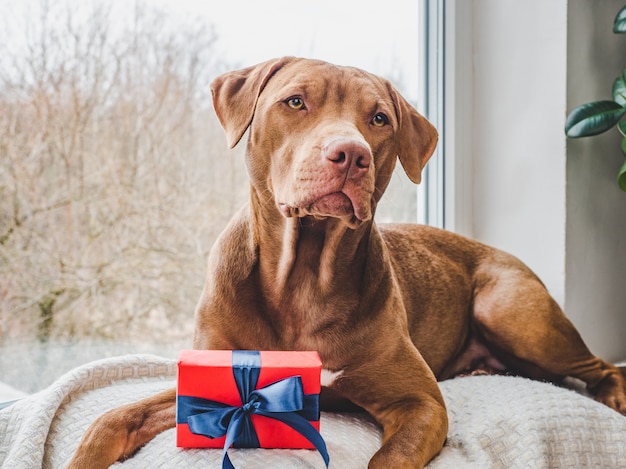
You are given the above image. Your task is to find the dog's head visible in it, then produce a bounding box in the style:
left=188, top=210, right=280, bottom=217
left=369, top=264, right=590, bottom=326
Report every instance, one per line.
left=211, top=57, right=438, bottom=229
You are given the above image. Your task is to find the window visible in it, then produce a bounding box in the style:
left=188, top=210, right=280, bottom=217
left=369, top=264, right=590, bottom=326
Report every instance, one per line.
left=0, top=0, right=430, bottom=394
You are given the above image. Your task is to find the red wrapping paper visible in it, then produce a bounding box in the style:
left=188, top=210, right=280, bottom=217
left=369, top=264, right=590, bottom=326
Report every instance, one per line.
left=176, top=350, right=322, bottom=449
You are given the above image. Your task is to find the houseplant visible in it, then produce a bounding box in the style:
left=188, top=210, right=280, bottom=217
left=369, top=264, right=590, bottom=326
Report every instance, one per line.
left=564, top=5, right=626, bottom=191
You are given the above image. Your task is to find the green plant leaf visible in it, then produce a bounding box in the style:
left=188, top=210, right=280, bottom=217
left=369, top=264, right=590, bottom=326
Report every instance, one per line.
left=622, top=136, right=626, bottom=155
left=618, top=158, right=626, bottom=191
left=614, top=71, right=626, bottom=106
left=614, top=6, right=626, bottom=33
left=565, top=101, right=626, bottom=137
left=620, top=121, right=626, bottom=138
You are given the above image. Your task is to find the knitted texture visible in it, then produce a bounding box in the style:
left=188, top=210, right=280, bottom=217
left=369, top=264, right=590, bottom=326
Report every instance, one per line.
left=1, top=354, right=625, bottom=468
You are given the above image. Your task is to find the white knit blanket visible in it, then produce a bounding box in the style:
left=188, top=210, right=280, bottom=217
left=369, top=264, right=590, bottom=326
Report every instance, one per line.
left=1, top=354, right=626, bottom=469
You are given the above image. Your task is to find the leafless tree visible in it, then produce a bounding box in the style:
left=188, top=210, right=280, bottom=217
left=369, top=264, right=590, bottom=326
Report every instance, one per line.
left=0, top=0, right=247, bottom=344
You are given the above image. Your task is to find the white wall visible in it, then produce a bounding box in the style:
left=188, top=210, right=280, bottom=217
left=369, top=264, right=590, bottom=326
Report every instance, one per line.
left=470, top=0, right=568, bottom=306
left=461, top=0, right=626, bottom=361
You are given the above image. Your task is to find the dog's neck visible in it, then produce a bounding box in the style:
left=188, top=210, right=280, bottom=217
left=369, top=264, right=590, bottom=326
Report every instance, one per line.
left=286, top=217, right=367, bottom=291
left=250, top=192, right=372, bottom=300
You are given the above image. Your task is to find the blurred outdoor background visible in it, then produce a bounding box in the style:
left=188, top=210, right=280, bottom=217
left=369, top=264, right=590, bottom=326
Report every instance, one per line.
left=0, top=0, right=421, bottom=392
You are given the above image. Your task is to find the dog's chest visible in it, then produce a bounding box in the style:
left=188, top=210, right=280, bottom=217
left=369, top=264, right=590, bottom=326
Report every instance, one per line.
left=264, top=284, right=354, bottom=352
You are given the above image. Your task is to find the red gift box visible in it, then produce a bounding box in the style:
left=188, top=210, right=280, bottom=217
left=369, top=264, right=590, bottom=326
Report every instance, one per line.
left=176, top=350, right=323, bottom=450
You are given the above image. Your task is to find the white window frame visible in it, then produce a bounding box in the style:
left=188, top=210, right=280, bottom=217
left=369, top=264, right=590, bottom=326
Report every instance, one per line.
left=418, top=0, right=473, bottom=237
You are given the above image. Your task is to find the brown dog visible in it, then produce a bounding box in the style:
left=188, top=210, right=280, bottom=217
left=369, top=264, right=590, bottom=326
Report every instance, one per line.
left=68, top=57, right=626, bottom=469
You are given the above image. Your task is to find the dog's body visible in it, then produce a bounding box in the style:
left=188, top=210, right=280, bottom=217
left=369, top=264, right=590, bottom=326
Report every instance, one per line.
left=69, top=58, right=626, bottom=469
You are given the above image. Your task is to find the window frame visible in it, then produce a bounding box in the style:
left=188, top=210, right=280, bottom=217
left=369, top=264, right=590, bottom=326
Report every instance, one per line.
left=418, top=0, right=473, bottom=237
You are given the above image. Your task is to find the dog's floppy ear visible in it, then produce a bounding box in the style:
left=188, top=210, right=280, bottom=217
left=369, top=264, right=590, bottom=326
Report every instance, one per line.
left=211, top=57, right=294, bottom=148
left=387, top=84, right=438, bottom=184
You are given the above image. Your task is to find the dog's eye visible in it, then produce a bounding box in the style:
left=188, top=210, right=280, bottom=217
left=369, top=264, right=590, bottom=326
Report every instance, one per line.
left=371, top=113, right=389, bottom=127
left=286, top=97, right=305, bottom=110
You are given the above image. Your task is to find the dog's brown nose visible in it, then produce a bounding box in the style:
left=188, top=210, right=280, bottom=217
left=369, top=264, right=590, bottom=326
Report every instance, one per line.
left=322, top=138, right=371, bottom=173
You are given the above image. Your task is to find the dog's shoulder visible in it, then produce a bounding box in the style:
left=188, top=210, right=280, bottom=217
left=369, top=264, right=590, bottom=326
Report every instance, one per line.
left=207, top=204, right=258, bottom=280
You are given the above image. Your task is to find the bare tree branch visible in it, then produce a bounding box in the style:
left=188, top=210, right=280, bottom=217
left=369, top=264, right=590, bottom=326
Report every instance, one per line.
left=0, top=0, right=245, bottom=344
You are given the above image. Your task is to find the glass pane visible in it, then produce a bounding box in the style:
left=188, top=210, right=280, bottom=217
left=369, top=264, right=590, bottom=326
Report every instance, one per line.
left=0, top=0, right=422, bottom=395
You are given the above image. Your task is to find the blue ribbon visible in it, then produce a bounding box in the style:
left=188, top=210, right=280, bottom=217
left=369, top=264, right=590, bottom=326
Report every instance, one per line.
left=177, top=351, right=329, bottom=469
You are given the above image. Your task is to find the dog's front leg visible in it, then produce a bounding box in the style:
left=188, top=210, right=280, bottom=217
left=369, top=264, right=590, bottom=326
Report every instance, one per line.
left=335, top=343, right=448, bottom=469
left=66, top=387, right=176, bottom=469
left=368, top=393, right=447, bottom=469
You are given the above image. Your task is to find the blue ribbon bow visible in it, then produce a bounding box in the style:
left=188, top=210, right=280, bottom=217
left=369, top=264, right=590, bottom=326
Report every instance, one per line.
left=177, top=351, right=329, bottom=469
